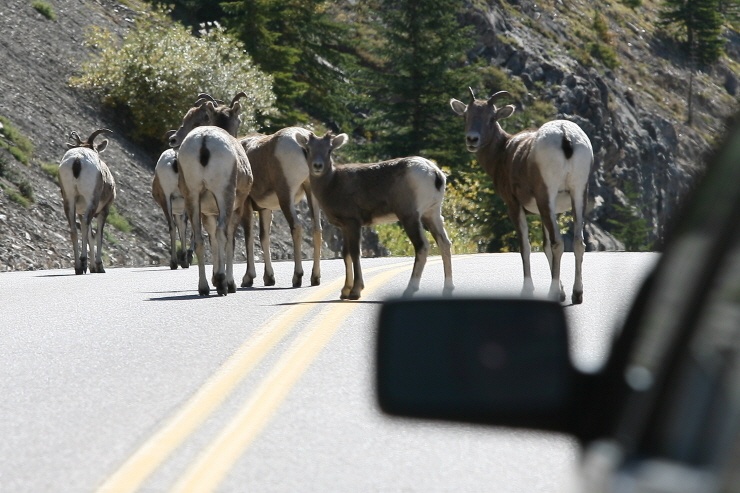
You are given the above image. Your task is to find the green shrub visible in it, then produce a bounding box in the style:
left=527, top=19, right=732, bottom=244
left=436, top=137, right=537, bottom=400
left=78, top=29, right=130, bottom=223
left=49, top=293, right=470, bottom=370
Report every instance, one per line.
left=107, top=205, right=132, bottom=233
left=70, top=8, right=276, bottom=146
left=0, top=116, right=34, bottom=165
left=40, top=162, right=59, bottom=180
left=589, top=42, right=619, bottom=69
left=6, top=188, right=31, bottom=208
left=32, top=1, right=56, bottom=20
left=18, top=180, right=34, bottom=201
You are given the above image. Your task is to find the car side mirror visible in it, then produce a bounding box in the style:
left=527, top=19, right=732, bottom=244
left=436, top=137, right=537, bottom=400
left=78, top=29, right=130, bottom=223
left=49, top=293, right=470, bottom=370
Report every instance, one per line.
left=376, top=298, right=582, bottom=433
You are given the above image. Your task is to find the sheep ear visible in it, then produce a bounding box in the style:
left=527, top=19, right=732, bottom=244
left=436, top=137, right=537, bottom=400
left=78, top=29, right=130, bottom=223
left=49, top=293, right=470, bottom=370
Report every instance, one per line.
left=295, top=132, right=309, bottom=148
left=96, top=140, right=109, bottom=153
left=450, top=99, right=467, bottom=115
left=232, top=101, right=242, bottom=114
left=496, top=105, right=515, bottom=120
left=332, top=133, right=348, bottom=149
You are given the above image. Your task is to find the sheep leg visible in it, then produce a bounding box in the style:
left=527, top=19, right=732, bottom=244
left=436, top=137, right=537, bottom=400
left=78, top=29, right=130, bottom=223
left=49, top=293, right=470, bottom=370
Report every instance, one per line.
left=304, top=183, right=322, bottom=286
left=510, top=205, right=534, bottom=296
left=571, top=188, right=587, bottom=304
left=79, top=207, right=94, bottom=275
left=64, top=197, right=82, bottom=275
left=188, top=197, right=209, bottom=296
left=225, top=210, right=240, bottom=294
left=339, top=226, right=356, bottom=300
left=203, top=214, right=227, bottom=296
left=92, top=206, right=109, bottom=273
left=213, top=192, right=234, bottom=296
left=400, top=214, right=429, bottom=297
left=345, top=224, right=364, bottom=300
left=279, top=193, right=304, bottom=288
left=424, top=209, right=454, bottom=296
left=241, top=201, right=257, bottom=287
left=174, top=212, right=190, bottom=269
left=165, top=197, right=179, bottom=270
left=539, top=197, right=565, bottom=302
left=259, top=209, right=276, bottom=286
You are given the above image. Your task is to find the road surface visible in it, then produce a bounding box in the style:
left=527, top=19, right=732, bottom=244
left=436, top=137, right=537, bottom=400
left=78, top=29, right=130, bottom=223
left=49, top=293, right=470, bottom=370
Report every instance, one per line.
left=0, top=252, right=658, bottom=492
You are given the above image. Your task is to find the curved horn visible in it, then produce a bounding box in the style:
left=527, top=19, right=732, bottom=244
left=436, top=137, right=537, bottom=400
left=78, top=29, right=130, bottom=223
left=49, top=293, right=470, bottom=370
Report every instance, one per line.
left=69, top=131, right=83, bottom=145
left=195, top=93, right=225, bottom=107
left=487, top=91, right=511, bottom=106
left=197, top=93, right=218, bottom=103
left=87, top=128, right=113, bottom=144
left=468, top=87, right=476, bottom=101
left=230, top=91, right=248, bottom=107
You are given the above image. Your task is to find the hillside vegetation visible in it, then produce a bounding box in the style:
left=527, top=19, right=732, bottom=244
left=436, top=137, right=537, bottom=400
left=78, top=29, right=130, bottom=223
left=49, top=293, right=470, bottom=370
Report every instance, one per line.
left=0, top=0, right=737, bottom=271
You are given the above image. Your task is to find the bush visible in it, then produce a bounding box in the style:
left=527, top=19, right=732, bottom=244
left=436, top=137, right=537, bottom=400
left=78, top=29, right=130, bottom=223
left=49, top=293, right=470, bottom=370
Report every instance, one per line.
left=70, top=9, right=276, bottom=146
left=0, top=116, right=34, bottom=165
left=107, top=205, right=132, bottom=233
left=32, top=1, right=56, bottom=21
left=40, top=162, right=59, bottom=180
left=18, top=180, right=34, bottom=201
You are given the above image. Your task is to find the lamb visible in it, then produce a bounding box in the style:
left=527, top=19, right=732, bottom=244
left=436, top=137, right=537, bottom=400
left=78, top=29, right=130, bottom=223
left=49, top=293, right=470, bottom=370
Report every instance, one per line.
left=450, top=88, right=594, bottom=304
left=58, top=128, right=116, bottom=275
left=239, top=127, right=322, bottom=288
left=151, top=147, right=193, bottom=269
left=168, top=94, right=253, bottom=296
left=295, top=131, right=454, bottom=300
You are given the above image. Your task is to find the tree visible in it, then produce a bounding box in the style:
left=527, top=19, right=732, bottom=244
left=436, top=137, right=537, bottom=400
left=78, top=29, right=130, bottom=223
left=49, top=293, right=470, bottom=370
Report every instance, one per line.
left=352, top=0, right=477, bottom=166
left=70, top=8, right=275, bottom=149
left=221, top=0, right=356, bottom=129
left=661, top=0, right=725, bottom=66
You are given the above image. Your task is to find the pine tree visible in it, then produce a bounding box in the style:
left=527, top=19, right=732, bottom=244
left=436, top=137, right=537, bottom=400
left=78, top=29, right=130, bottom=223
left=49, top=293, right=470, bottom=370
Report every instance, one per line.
left=221, top=0, right=355, bottom=129
left=661, top=0, right=725, bottom=65
left=355, top=0, right=477, bottom=165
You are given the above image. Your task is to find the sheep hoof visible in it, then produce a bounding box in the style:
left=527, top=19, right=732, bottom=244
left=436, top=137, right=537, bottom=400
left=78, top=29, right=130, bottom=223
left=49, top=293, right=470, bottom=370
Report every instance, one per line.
left=310, top=275, right=320, bottom=286
left=170, top=260, right=179, bottom=270
left=348, top=292, right=361, bottom=300
left=264, top=274, right=275, bottom=287
left=74, top=266, right=84, bottom=275
left=292, top=273, right=303, bottom=288
left=214, top=273, right=228, bottom=296
left=198, top=286, right=210, bottom=296
left=94, top=262, right=105, bottom=274
left=241, top=276, right=254, bottom=288
left=227, top=281, right=237, bottom=294
left=572, top=291, right=583, bottom=305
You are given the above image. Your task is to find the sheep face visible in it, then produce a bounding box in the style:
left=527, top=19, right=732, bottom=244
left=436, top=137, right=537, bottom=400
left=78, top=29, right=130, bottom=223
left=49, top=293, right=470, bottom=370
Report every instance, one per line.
left=296, top=132, right=348, bottom=177
left=169, top=100, right=242, bottom=148
left=450, top=91, right=515, bottom=152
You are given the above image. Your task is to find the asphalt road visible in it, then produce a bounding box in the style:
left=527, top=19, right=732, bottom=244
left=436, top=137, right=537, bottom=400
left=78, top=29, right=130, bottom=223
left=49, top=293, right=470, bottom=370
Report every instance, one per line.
left=0, top=251, right=658, bottom=492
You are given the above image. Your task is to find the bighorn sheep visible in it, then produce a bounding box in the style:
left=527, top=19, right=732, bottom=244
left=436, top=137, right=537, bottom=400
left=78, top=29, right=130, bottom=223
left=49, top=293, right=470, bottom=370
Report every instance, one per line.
left=239, top=127, right=322, bottom=288
left=58, top=129, right=116, bottom=275
left=295, top=131, right=454, bottom=300
left=450, top=88, right=593, bottom=304
left=151, top=147, right=194, bottom=269
left=169, top=93, right=254, bottom=296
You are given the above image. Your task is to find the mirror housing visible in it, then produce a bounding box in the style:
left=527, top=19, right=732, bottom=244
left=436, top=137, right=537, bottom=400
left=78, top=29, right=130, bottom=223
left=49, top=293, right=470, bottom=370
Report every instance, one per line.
left=376, top=298, right=585, bottom=434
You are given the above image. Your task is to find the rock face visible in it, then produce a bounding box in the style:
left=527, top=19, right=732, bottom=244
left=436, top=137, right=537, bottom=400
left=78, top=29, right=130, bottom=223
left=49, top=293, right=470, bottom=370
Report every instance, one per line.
left=465, top=0, right=737, bottom=249
left=0, top=0, right=336, bottom=272
left=0, top=0, right=736, bottom=272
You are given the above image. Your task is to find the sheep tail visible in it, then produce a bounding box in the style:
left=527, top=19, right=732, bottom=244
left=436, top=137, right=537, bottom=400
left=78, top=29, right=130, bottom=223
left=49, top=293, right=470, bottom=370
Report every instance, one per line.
left=199, top=137, right=210, bottom=167
left=561, top=125, right=574, bottom=160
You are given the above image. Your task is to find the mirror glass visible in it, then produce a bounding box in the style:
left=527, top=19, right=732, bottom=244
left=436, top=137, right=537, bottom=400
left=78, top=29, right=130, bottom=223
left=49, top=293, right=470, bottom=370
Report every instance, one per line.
left=376, top=298, right=575, bottom=429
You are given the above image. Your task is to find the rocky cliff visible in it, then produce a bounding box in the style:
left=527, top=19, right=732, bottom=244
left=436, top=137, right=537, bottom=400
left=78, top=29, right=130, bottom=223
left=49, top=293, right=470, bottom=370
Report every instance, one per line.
left=0, top=0, right=737, bottom=272
left=466, top=0, right=738, bottom=248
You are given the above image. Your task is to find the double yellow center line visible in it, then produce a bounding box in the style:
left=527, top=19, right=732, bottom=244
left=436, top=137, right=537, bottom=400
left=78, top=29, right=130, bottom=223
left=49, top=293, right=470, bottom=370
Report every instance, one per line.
left=98, top=260, right=424, bottom=492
